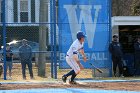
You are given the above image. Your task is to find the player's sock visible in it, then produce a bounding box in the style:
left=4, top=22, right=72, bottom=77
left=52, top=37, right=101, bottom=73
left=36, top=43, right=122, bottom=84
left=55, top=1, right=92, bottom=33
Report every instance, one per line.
left=65, top=70, right=75, bottom=77
left=70, top=72, right=77, bottom=82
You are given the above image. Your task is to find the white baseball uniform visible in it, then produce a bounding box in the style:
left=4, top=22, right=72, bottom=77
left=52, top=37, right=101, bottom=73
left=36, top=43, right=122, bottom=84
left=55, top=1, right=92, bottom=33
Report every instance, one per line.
left=66, top=39, right=84, bottom=74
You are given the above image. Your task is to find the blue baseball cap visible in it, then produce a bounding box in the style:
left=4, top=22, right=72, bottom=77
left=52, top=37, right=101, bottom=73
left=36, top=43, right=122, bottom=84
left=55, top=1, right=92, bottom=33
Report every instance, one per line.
left=77, top=31, right=86, bottom=40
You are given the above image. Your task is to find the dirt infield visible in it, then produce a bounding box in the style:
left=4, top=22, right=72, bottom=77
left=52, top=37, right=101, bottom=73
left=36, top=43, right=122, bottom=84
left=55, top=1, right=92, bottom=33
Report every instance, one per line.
left=1, top=81, right=140, bottom=91
left=0, top=63, right=140, bottom=91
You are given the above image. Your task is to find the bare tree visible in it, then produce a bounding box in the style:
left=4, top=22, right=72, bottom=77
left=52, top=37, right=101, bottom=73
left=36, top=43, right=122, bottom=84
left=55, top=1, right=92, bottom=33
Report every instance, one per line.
left=38, top=0, right=48, bottom=77
left=131, top=0, right=140, bottom=15
left=112, top=0, right=140, bottom=16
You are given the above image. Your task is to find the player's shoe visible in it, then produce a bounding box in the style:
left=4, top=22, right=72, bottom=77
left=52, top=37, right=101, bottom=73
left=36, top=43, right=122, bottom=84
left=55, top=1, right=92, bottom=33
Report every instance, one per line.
left=23, top=77, right=26, bottom=80
left=62, top=75, right=67, bottom=83
left=7, top=76, right=12, bottom=80
left=119, top=74, right=124, bottom=77
left=114, top=73, right=116, bottom=77
left=69, top=80, right=78, bottom=85
left=30, top=77, right=35, bottom=80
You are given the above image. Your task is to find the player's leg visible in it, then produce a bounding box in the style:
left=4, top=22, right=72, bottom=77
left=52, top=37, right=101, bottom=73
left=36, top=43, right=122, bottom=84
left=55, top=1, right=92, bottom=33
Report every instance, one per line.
left=8, top=62, right=12, bottom=79
left=112, top=57, right=117, bottom=77
left=21, top=62, right=26, bottom=79
left=62, top=56, right=74, bottom=82
left=6, top=62, right=10, bottom=79
left=138, top=60, right=140, bottom=76
left=63, top=70, right=75, bottom=78
left=27, top=61, right=34, bottom=79
left=0, top=65, right=3, bottom=77
left=69, top=71, right=77, bottom=84
left=6, top=62, right=8, bottom=77
left=62, top=70, right=75, bottom=82
left=134, top=59, right=138, bottom=76
left=68, top=59, right=80, bottom=84
left=118, top=58, right=123, bottom=77
left=62, top=56, right=80, bottom=82
left=135, top=59, right=140, bottom=76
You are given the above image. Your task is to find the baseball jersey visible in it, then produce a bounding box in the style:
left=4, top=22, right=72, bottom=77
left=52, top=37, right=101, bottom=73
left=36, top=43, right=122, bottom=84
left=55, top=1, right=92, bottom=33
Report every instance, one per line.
left=67, top=39, right=84, bottom=58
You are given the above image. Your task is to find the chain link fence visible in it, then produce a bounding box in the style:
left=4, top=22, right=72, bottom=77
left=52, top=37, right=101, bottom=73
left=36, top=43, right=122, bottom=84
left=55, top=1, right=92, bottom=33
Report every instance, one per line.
left=0, top=0, right=57, bottom=80
left=0, top=0, right=97, bottom=81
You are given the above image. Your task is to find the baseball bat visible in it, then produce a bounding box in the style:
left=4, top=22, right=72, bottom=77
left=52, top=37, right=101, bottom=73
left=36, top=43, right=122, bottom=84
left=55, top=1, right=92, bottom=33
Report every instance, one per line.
left=89, top=63, right=103, bottom=73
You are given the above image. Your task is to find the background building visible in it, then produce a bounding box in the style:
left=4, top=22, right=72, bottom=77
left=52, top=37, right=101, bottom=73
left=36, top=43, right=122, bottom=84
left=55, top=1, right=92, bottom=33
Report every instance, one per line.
left=0, top=0, right=59, bottom=49
left=0, top=0, right=140, bottom=46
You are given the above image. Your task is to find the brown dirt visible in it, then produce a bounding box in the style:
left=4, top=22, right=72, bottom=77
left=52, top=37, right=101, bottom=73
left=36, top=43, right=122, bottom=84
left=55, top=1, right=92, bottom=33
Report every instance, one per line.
left=0, top=64, right=140, bottom=91
left=0, top=81, right=140, bottom=91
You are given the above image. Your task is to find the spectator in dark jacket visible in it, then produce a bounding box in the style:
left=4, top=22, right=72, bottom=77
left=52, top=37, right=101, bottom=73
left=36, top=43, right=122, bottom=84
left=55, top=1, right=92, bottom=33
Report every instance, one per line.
left=19, top=39, right=34, bottom=80
left=134, top=36, right=140, bottom=76
left=109, top=34, right=124, bottom=77
left=5, top=46, right=13, bottom=79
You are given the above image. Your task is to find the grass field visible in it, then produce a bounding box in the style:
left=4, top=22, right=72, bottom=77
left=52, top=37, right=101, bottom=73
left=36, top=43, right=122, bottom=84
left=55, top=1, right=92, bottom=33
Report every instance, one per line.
left=0, top=63, right=93, bottom=81
left=1, top=63, right=140, bottom=82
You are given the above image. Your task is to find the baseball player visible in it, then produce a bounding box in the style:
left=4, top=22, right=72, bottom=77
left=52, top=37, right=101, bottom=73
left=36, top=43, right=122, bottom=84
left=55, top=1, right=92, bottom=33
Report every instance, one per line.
left=62, top=31, right=87, bottom=84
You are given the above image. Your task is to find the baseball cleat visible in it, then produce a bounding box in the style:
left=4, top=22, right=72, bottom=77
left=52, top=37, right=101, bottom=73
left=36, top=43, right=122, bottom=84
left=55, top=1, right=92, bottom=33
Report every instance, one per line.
left=69, top=80, right=78, bottom=85
left=62, top=75, right=67, bottom=83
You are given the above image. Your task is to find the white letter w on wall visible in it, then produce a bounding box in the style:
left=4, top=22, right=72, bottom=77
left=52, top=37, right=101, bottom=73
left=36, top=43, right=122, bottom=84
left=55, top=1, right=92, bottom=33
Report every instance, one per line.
left=64, top=5, right=102, bottom=48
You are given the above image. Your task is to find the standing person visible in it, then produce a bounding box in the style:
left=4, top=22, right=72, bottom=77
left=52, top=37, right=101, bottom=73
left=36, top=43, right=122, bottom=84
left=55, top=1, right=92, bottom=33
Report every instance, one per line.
left=109, top=34, right=124, bottom=77
left=0, top=64, right=3, bottom=78
left=5, top=46, right=13, bottom=79
left=0, top=63, right=2, bottom=85
left=62, top=31, right=87, bottom=84
left=0, top=45, right=2, bottom=85
left=19, top=39, right=34, bottom=80
left=134, top=36, right=140, bottom=76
